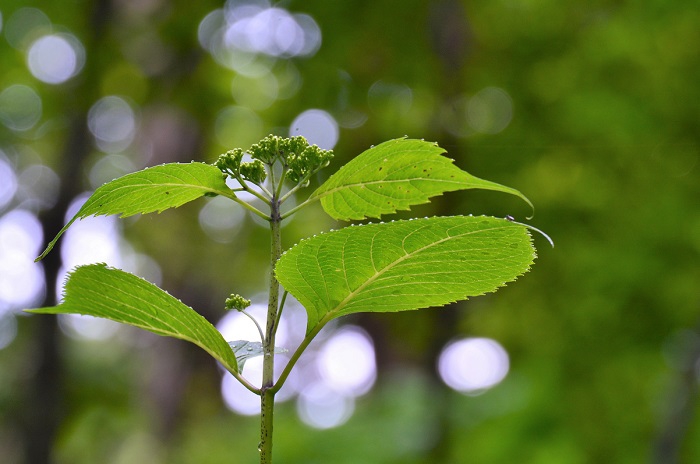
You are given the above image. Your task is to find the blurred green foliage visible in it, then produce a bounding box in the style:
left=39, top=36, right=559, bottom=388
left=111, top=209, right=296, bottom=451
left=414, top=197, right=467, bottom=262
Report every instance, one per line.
left=0, top=0, right=698, bottom=463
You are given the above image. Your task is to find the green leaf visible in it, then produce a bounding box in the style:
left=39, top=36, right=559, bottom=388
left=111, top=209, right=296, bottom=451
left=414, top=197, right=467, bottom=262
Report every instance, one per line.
left=310, top=138, right=533, bottom=221
left=37, top=162, right=234, bottom=261
left=275, top=216, right=535, bottom=334
left=26, top=264, right=238, bottom=374
left=228, top=340, right=287, bottom=374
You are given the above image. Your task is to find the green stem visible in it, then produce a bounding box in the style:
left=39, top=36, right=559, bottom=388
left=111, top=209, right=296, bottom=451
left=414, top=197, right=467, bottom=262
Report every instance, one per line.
left=223, top=192, right=270, bottom=220
left=275, top=168, right=288, bottom=199
left=229, top=369, right=261, bottom=396
left=260, top=196, right=282, bottom=464
left=278, top=170, right=312, bottom=204
left=255, top=183, right=274, bottom=199
left=235, top=172, right=272, bottom=203
left=241, top=309, right=265, bottom=343
left=279, top=196, right=316, bottom=220
left=274, top=291, right=288, bottom=334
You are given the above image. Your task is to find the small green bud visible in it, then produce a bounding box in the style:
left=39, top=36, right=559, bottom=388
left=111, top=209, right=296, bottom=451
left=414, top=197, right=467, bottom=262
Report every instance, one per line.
left=215, top=148, right=244, bottom=177
left=283, top=136, right=310, bottom=157
left=248, top=135, right=280, bottom=164
left=287, top=143, right=334, bottom=184
left=225, top=294, right=251, bottom=311
left=240, top=159, right=267, bottom=184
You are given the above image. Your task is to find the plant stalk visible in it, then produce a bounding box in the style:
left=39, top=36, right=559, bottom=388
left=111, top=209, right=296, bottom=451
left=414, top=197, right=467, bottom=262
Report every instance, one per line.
left=260, top=196, right=282, bottom=464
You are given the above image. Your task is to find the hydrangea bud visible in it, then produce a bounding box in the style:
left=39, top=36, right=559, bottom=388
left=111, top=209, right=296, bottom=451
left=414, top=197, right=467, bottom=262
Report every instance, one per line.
left=215, top=148, right=244, bottom=178
left=240, top=159, right=267, bottom=185
left=225, top=294, right=251, bottom=311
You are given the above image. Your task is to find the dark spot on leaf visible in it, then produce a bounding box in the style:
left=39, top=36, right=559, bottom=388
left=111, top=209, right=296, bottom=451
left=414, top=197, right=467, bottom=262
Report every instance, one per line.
left=378, top=167, right=383, bottom=171
left=165, top=191, right=170, bottom=195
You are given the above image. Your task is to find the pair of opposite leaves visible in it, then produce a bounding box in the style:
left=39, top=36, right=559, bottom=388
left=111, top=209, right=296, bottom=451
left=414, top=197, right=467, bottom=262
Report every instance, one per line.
left=29, top=138, right=537, bottom=375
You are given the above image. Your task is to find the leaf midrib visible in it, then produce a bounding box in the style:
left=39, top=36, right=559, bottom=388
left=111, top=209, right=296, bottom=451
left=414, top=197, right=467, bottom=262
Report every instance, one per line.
left=311, top=176, right=467, bottom=201
left=323, top=222, right=512, bottom=320
left=84, top=182, right=235, bottom=213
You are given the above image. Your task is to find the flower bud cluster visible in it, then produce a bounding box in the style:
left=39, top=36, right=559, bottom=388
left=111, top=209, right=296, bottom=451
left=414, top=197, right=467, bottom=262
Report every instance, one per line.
left=285, top=141, right=334, bottom=184
left=225, top=293, right=251, bottom=311
left=215, top=148, right=268, bottom=185
left=215, top=135, right=333, bottom=189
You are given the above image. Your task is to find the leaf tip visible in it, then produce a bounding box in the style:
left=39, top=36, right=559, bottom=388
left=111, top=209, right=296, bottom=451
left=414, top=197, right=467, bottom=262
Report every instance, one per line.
left=508, top=217, right=553, bottom=248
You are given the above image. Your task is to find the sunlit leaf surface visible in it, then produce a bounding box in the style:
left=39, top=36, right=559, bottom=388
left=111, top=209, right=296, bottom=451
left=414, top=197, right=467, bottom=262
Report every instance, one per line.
left=37, top=162, right=233, bottom=260
left=276, top=216, right=535, bottom=334
left=311, top=138, right=533, bottom=221
left=27, top=264, right=238, bottom=374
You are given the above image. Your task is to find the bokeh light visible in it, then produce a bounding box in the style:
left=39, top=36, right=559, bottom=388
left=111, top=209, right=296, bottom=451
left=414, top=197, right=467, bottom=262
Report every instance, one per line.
left=218, top=306, right=294, bottom=415
left=88, top=96, right=137, bottom=153
left=467, top=87, right=513, bottom=134
left=198, top=195, right=246, bottom=243
left=215, top=105, right=264, bottom=150
left=367, top=80, right=413, bottom=115
left=0, top=155, right=18, bottom=210
left=289, top=109, right=339, bottom=150
left=217, top=302, right=377, bottom=424
left=58, top=314, right=123, bottom=341
left=0, top=209, right=45, bottom=311
left=60, top=216, right=123, bottom=274
left=27, top=33, right=85, bottom=84
left=223, top=6, right=320, bottom=58
left=438, top=337, right=510, bottom=394
left=17, top=164, right=60, bottom=212
left=0, top=85, right=42, bottom=132
left=217, top=298, right=306, bottom=360
left=88, top=154, right=137, bottom=189
left=221, top=357, right=265, bottom=416
left=231, top=73, right=279, bottom=110
left=57, top=194, right=124, bottom=298
left=316, top=325, right=376, bottom=396
left=217, top=302, right=268, bottom=348
left=297, top=381, right=355, bottom=429
left=55, top=194, right=160, bottom=341
left=200, top=2, right=321, bottom=60
left=275, top=61, right=303, bottom=100
left=4, top=7, right=51, bottom=50
left=0, top=313, right=17, bottom=351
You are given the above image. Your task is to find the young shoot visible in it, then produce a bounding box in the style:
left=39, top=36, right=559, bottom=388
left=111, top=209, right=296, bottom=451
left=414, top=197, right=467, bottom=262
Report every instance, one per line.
left=28, top=135, right=545, bottom=464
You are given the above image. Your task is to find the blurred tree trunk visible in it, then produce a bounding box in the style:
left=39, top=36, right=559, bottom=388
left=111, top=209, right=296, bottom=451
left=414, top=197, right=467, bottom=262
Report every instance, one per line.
left=22, top=1, right=112, bottom=462
left=652, top=323, right=700, bottom=464
left=424, top=1, right=475, bottom=461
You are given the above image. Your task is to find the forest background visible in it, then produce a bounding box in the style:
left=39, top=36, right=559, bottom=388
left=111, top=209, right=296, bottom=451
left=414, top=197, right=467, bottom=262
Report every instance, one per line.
left=0, top=0, right=698, bottom=463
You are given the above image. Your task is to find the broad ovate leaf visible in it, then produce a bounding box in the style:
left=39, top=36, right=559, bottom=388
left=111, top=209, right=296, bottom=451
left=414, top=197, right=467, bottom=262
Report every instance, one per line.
left=27, top=264, right=238, bottom=374
left=310, top=138, right=533, bottom=221
left=37, top=162, right=233, bottom=260
left=276, top=216, right=535, bottom=334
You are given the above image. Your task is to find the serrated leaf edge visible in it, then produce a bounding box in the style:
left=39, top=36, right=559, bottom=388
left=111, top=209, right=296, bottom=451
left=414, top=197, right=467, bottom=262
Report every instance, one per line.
left=276, top=215, right=537, bottom=333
